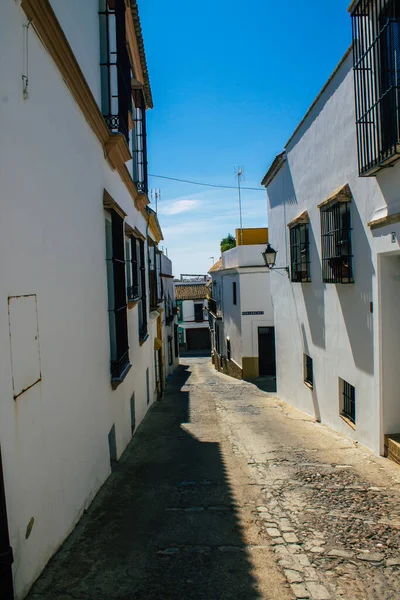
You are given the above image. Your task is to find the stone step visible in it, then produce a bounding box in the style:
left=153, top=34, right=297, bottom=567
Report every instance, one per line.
left=384, top=434, right=400, bottom=466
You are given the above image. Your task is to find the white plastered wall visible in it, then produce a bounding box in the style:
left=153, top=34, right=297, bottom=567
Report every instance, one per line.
left=0, top=3, right=158, bottom=597
left=266, top=49, right=400, bottom=455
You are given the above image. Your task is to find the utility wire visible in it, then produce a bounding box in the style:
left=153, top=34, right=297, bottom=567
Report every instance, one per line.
left=148, top=173, right=265, bottom=191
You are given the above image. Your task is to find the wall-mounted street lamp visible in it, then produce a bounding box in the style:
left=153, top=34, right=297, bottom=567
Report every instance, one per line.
left=261, top=243, right=290, bottom=278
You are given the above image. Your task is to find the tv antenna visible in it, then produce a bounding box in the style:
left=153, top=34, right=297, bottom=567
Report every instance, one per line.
left=151, top=188, right=161, bottom=213
left=234, top=167, right=244, bottom=245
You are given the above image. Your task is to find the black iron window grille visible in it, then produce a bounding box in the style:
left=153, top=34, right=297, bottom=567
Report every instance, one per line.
left=99, top=0, right=132, bottom=144
left=105, top=210, right=130, bottom=380
left=138, top=238, right=148, bottom=341
left=233, top=281, right=237, bottom=305
left=352, top=0, right=400, bottom=175
left=226, top=338, right=231, bottom=361
left=303, top=354, right=313, bottom=387
left=174, top=324, right=179, bottom=357
left=320, top=201, right=353, bottom=283
left=127, top=236, right=140, bottom=302
left=132, top=88, right=148, bottom=194
left=168, top=336, right=173, bottom=366
left=290, top=223, right=311, bottom=282
left=341, top=379, right=356, bottom=425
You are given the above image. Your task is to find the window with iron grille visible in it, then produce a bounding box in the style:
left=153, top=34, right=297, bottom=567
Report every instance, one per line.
left=226, top=338, right=231, bottom=361
left=303, top=354, right=313, bottom=387
left=174, top=324, right=179, bottom=357
left=194, top=303, right=203, bottom=322
left=127, top=236, right=140, bottom=302
left=168, top=336, right=173, bottom=366
left=352, top=0, right=400, bottom=175
left=233, top=281, right=237, bottom=305
left=132, top=88, right=148, bottom=194
left=340, top=378, right=356, bottom=425
left=138, top=238, right=148, bottom=342
left=99, top=0, right=132, bottom=144
left=320, top=202, right=353, bottom=283
left=177, top=300, right=183, bottom=322
left=290, top=223, right=311, bottom=282
left=105, top=210, right=130, bottom=381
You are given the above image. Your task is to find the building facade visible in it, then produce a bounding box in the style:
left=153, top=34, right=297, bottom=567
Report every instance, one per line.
left=0, top=1, right=174, bottom=598
left=208, top=229, right=275, bottom=380
left=175, top=278, right=210, bottom=352
left=262, top=0, right=400, bottom=460
left=161, top=254, right=180, bottom=382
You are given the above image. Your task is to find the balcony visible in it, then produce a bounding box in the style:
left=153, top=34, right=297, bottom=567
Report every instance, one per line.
left=127, top=285, right=140, bottom=302
left=208, top=298, right=222, bottom=319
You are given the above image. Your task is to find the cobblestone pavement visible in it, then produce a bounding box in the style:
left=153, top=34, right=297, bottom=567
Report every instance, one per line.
left=27, top=358, right=400, bottom=600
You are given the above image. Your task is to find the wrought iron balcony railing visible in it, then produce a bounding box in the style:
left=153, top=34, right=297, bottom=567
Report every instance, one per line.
left=127, top=285, right=140, bottom=302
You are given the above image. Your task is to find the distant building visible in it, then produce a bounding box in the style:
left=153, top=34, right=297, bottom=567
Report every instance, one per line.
left=175, top=278, right=210, bottom=352
left=208, top=229, right=275, bottom=380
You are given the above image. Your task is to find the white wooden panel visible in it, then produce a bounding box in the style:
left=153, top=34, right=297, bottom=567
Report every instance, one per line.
left=8, top=295, right=41, bottom=399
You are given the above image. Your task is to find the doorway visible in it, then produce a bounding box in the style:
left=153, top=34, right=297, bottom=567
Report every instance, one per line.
left=258, top=327, right=276, bottom=377
left=0, top=448, right=14, bottom=599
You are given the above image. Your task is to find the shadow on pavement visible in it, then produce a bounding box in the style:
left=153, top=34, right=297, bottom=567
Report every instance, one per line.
left=253, top=376, right=277, bottom=394
left=27, top=364, right=262, bottom=600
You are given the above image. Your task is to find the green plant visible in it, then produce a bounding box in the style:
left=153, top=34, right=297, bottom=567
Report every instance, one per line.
left=220, top=234, right=236, bottom=253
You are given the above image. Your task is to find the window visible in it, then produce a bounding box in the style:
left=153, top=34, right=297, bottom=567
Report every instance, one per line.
left=174, top=324, right=179, bottom=357
left=168, top=336, right=173, bottom=366
left=177, top=300, right=183, bottom=322
left=226, top=337, right=231, bottom=361
left=105, top=210, right=130, bottom=381
left=132, top=88, right=148, bottom=193
left=148, top=244, right=162, bottom=310
left=320, top=201, right=353, bottom=284
left=352, top=0, right=400, bottom=175
left=303, top=354, right=313, bottom=388
left=233, top=281, right=237, bottom=305
left=178, top=327, right=185, bottom=346
left=215, top=324, right=220, bottom=355
left=290, top=223, right=311, bottom=282
left=339, top=378, right=356, bottom=426
left=194, top=303, right=203, bottom=322
left=99, top=0, right=132, bottom=143
left=138, top=239, right=148, bottom=342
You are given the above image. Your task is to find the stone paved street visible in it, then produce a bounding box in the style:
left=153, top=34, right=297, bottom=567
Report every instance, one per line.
left=28, top=358, right=400, bottom=600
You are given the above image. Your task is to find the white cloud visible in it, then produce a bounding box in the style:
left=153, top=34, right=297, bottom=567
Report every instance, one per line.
left=158, top=199, right=200, bottom=216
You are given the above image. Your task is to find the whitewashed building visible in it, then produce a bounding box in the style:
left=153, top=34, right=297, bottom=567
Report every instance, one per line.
left=175, top=278, right=210, bottom=352
left=262, top=0, right=400, bottom=460
left=161, top=254, right=180, bottom=382
left=208, top=229, right=275, bottom=380
left=0, top=1, right=172, bottom=598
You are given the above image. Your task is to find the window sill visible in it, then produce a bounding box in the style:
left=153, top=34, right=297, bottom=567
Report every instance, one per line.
left=340, top=413, right=356, bottom=431
left=111, top=362, right=132, bottom=390
left=304, top=380, right=313, bottom=390
left=139, top=333, right=149, bottom=346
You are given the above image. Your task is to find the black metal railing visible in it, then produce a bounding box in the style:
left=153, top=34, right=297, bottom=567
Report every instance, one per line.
left=111, top=349, right=130, bottom=380
left=290, top=223, right=311, bottom=283
left=208, top=298, right=218, bottom=316
left=341, top=380, right=356, bottom=424
left=320, top=202, right=353, bottom=284
left=99, top=0, right=132, bottom=144
left=127, top=284, right=140, bottom=302
left=352, top=0, right=400, bottom=175
left=132, top=88, right=148, bottom=194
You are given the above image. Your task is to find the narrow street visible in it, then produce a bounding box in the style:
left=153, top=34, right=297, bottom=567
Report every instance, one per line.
left=28, top=359, right=400, bottom=600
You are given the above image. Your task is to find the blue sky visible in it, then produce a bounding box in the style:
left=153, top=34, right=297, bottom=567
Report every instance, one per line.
left=139, top=0, right=351, bottom=276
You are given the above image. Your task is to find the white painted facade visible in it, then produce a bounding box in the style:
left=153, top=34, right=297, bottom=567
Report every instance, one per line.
left=209, top=246, right=274, bottom=377
left=161, top=255, right=179, bottom=379
left=264, top=47, right=400, bottom=456
left=0, top=2, right=169, bottom=598
left=175, top=283, right=210, bottom=351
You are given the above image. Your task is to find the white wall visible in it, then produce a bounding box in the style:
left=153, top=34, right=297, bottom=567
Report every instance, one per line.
left=266, top=49, right=400, bottom=454
left=222, top=244, right=267, bottom=269
left=240, top=270, right=274, bottom=358
left=0, top=3, right=157, bottom=597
